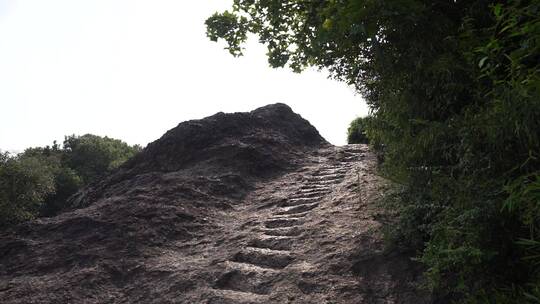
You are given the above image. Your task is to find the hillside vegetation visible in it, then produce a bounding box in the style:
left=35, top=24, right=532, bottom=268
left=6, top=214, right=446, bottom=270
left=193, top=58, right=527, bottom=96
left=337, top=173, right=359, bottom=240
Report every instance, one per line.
left=0, top=135, right=140, bottom=228
left=207, top=1, right=540, bottom=302
left=347, top=117, right=370, bottom=145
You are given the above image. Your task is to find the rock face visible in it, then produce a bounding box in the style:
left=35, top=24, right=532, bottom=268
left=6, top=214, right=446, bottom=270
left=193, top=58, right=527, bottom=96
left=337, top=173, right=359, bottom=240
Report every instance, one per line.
left=68, top=103, right=328, bottom=210
left=0, top=104, right=428, bottom=303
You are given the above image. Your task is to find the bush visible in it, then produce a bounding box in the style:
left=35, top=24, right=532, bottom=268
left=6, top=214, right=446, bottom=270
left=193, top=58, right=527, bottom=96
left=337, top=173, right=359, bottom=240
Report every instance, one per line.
left=347, top=117, right=370, bottom=144
left=0, top=152, right=56, bottom=227
left=0, top=135, right=141, bottom=227
left=40, top=167, right=82, bottom=217
left=63, top=134, right=141, bottom=184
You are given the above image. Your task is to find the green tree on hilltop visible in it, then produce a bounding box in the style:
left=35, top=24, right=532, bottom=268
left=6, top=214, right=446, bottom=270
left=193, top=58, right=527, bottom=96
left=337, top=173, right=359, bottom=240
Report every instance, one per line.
left=0, top=152, right=55, bottom=227
left=0, top=135, right=141, bottom=227
left=62, top=134, right=140, bottom=184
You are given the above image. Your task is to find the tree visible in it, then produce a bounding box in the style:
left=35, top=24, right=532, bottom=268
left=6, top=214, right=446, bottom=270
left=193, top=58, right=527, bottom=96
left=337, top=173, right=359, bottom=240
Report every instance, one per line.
left=62, top=134, right=139, bottom=184
left=0, top=135, right=141, bottom=226
left=40, top=167, right=81, bottom=217
left=0, top=153, right=56, bottom=227
left=347, top=117, right=369, bottom=144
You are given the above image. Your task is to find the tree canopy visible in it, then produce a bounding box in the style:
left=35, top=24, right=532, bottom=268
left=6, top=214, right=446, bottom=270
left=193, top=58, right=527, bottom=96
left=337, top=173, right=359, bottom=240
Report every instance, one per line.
left=347, top=117, right=370, bottom=144
left=0, top=135, right=141, bottom=228
left=0, top=152, right=55, bottom=227
left=62, top=134, right=140, bottom=184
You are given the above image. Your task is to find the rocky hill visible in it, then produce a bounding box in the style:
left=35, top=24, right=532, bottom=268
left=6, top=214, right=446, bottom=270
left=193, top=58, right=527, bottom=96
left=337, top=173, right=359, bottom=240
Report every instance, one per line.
left=0, top=104, right=428, bottom=303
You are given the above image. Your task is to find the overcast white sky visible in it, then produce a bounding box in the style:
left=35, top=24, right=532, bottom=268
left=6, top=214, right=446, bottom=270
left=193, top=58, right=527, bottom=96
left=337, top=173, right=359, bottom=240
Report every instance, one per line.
left=0, top=0, right=368, bottom=152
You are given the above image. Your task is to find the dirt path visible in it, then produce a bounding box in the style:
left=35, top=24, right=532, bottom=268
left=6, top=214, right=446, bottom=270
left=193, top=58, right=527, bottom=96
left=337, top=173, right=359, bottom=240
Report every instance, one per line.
left=193, top=144, right=427, bottom=303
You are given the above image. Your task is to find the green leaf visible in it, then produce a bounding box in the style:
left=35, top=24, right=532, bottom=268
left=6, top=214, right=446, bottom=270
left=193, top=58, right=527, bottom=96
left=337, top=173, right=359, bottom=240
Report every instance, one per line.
left=493, top=4, right=502, bottom=17
left=478, top=56, right=488, bottom=68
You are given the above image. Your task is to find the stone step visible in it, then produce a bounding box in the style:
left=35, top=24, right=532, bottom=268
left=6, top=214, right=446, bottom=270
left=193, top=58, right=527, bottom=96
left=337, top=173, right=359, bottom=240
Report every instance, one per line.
left=299, top=184, right=330, bottom=190
left=319, top=163, right=351, bottom=168
left=306, top=179, right=342, bottom=186
left=318, top=167, right=349, bottom=173
left=297, top=187, right=331, bottom=195
left=268, top=212, right=309, bottom=219
left=248, top=235, right=294, bottom=251
left=264, top=217, right=303, bottom=228
left=282, top=197, right=321, bottom=207
left=214, top=267, right=276, bottom=295
left=260, top=226, right=303, bottom=237
left=340, top=155, right=359, bottom=162
left=308, top=173, right=346, bottom=181
left=223, top=261, right=280, bottom=273
left=207, top=288, right=268, bottom=304
left=233, top=247, right=294, bottom=269
left=291, top=190, right=329, bottom=199
left=343, top=143, right=365, bottom=149
left=341, top=149, right=362, bottom=154
left=276, top=203, right=319, bottom=215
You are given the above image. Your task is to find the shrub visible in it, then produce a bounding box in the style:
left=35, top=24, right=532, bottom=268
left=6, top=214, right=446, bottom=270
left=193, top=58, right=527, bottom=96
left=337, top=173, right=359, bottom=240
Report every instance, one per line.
left=347, top=117, right=370, bottom=144
left=62, top=134, right=140, bottom=184
left=0, top=153, right=56, bottom=227
left=0, top=135, right=141, bottom=227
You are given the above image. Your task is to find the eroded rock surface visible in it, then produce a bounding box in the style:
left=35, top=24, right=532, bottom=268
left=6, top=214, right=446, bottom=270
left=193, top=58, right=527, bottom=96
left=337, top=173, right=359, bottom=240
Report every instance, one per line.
left=0, top=104, right=428, bottom=303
